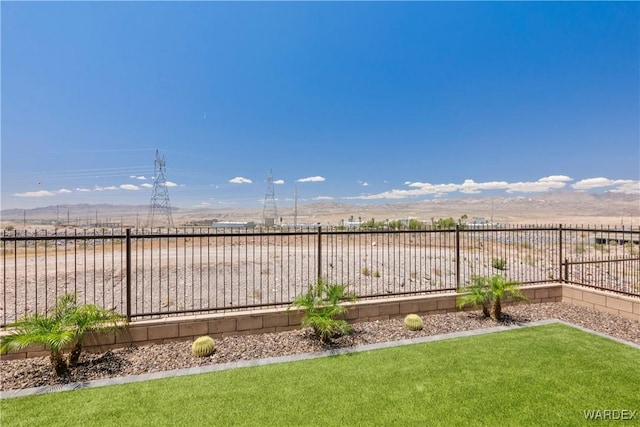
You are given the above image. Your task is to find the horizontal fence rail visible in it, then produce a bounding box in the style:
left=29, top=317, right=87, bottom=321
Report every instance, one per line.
left=1, top=225, right=638, bottom=326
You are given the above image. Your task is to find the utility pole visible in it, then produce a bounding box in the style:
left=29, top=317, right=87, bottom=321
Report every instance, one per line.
left=147, top=149, right=174, bottom=228
left=294, top=185, right=298, bottom=228
left=263, top=169, right=278, bottom=227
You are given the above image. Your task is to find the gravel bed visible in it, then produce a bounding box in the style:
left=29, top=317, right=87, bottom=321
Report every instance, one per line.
left=1, top=302, right=638, bottom=392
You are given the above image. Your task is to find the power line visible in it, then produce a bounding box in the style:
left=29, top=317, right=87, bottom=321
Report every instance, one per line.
left=147, top=149, right=174, bottom=228
left=263, top=169, right=278, bottom=227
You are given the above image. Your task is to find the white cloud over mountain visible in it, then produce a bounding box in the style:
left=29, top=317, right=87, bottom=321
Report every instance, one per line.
left=350, top=176, right=640, bottom=200
left=10, top=174, right=639, bottom=206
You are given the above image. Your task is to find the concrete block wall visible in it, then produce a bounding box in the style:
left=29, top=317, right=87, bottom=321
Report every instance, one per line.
left=4, top=282, right=638, bottom=361
left=562, top=284, right=640, bottom=322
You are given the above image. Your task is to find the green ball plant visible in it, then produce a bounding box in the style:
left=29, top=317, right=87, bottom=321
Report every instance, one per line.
left=404, top=314, right=424, bottom=331
left=191, top=336, right=216, bottom=357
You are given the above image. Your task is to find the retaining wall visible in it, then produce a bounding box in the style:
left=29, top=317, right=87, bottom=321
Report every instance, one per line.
left=3, top=283, right=638, bottom=361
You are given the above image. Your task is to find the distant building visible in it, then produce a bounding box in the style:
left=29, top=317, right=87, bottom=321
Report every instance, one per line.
left=211, top=221, right=256, bottom=229
left=467, top=217, right=492, bottom=228
left=342, top=221, right=362, bottom=229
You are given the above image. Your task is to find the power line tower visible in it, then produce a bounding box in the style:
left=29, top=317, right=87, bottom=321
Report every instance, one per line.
left=263, top=169, right=278, bottom=227
left=293, top=185, right=298, bottom=228
left=147, top=149, right=174, bottom=228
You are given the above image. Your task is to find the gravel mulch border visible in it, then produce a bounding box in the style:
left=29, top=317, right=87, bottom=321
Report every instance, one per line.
left=1, top=302, right=639, bottom=394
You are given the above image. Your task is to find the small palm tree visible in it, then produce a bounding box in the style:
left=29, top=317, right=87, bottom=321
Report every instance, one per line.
left=0, top=294, right=125, bottom=375
left=67, top=300, right=125, bottom=366
left=457, top=274, right=526, bottom=321
left=456, top=276, right=491, bottom=317
left=486, top=274, right=525, bottom=320
left=290, top=279, right=357, bottom=343
left=1, top=311, right=75, bottom=375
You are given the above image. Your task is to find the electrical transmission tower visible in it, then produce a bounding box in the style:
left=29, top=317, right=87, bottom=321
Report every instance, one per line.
left=147, top=149, right=174, bottom=228
left=263, top=169, right=278, bottom=227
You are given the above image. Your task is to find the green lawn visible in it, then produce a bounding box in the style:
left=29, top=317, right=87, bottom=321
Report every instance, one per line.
left=1, top=324, right=638, bottom=426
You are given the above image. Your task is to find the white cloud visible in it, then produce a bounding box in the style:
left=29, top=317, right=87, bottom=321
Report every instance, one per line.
left=57, top=188, right=72, bottom=194
left=94, top=185, right=118, bottom=191
left=164, top=181, right=178, bottom=187
left=608, top=181, right=640, bottom=195
left=572, top=177, right=626, bottom=190
left=229, top=177, right=252, bottom=184
left=572, top=178, right=639, bottom=195
left=140, top=183, right=153, bottom=188
left=506, top=178, right=568, bottom=193
left=76, top=188, right=91, bottom=192
left=539, top=175, right=572, bottom=183
left=120, top=184, right=140, bottom=191
left=351, top=176, right=575, bottom=200
left=15, top=190, right=56, bottom=198
left=459, top=180, right=509, bottom=194
left=130, top=175, right=147, bottom=180
left=297, top=176, right=325, bottom=183
left=314, top=196, right=334, bottom=200
left=274, top=179, right=285, bottom=185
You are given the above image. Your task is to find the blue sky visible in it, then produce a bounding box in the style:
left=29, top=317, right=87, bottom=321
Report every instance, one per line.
left=2, top=1, right=639, bottom=211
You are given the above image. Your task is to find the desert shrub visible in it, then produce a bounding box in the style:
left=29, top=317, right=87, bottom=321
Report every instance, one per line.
left=191, top=336, right=216, bottom=357
left=457, top=274, right=526, bottom=320
left=492, top=258, right=508, bottom=271
left=403, top=314, right=424, bottom=331
left=289, top=279, right=357, bottom=343
left=0, top=294, right=125, bottom=375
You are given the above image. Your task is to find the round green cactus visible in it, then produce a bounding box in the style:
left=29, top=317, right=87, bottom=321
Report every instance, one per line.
left=404, top=314, right=424, bottom=331
left=191, top=336, right=216, bottom=357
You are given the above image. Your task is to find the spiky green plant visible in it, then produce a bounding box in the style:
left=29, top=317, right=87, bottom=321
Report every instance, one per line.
left=457, top=274, right=526, bottom=320
left=66, top=299, right=125, bottom=366
left=456, top=276, right=491, bottom=318
left=486, top=274, right=526, bottom=320
left=191, top=336, right=216, bottom=357
left=0, top=294, right=125, bottom=375
left=403, top=314, right=423, bottom=331
left=0, top=311, right=74, bottom=375
left=289, top=279, right=357, bottom=343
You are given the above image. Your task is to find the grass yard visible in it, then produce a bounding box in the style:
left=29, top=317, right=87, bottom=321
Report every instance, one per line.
left=1, top=323, right=638, bottom=426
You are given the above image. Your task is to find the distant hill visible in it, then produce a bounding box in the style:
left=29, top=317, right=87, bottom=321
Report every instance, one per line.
left=1, top=192, right=638, bottom=227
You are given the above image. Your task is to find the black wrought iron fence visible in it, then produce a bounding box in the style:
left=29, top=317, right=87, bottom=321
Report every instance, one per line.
left=1, top=225, right=638, bottom=326
left=561, top=226, right=640, bottom=296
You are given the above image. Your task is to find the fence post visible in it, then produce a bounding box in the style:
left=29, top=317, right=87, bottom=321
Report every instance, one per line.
left=558, top=224, right=563, bottom=283
left=455, top=224, right=461, bottom=289
left=125, top=228, right=132, bottom=322
left=317, top=226, right=322, bottom=282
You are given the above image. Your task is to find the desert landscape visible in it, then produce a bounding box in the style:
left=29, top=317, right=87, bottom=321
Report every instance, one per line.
left=1, top=192, right=639, bottom=230
left=2, top=191, right=638, bottom=327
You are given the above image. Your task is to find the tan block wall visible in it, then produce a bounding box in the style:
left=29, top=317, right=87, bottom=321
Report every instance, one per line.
left=562, top=284, right=640, bottom=322
left=4, top=283, right=637, bottom=360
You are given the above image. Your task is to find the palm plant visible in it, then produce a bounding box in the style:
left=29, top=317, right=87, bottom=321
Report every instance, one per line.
left=457, top=274, right=526, bottom=321
left=486, top=274, right=526, bottom=320
left=0, top=293, right=125, bottom=375
left=456, top=276, right=491, bottom=318
left=66, top=300, right=125, bottom=366
left=1, top=311, right=75, bottom=375
left=290, top=279, right=357, bottom=343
